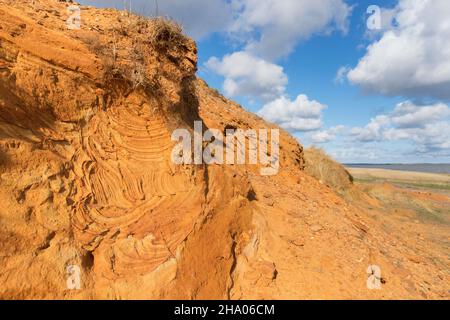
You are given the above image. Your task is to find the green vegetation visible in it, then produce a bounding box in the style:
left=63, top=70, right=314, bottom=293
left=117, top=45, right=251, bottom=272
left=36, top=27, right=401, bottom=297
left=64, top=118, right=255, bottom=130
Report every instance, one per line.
left=354, top=177, right=450, bottom=191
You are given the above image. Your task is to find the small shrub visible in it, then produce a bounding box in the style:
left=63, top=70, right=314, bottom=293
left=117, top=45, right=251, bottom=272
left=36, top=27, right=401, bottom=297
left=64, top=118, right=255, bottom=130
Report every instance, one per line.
left=304, top=146, right=353, bottom=191
left=84, top=13, right=187, bottom=90
left=80, top=33, right=107, bottom=56
left=147, top=17, right=185, bottom=50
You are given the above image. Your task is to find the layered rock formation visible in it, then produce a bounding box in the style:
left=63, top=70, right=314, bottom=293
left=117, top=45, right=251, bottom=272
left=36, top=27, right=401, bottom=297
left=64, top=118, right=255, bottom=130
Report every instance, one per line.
left=0, top=0, right=448, bottom=299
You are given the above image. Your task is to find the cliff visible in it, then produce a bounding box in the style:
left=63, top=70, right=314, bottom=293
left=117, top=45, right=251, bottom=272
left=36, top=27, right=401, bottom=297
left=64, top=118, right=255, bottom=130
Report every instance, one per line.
left=0, top=0, right=447, bottom=299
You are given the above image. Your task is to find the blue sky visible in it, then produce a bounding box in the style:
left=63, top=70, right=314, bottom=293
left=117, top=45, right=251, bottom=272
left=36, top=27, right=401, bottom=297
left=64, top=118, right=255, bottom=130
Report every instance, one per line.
left=78, top=0, right=450, bottom=163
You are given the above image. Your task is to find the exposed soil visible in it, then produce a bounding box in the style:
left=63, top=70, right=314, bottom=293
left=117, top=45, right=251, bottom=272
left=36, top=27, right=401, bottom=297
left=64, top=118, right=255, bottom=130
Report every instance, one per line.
left=0, top=0, right=448, bottom=299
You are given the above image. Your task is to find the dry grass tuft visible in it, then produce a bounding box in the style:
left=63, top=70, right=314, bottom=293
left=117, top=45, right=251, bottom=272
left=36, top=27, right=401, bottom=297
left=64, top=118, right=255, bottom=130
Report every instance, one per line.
left=147, top=17, right=186, bottom=50
left=304, top=146, right=353, bottom=192
left=81, top=34, right=106, bottom=56
left=80, top=14, right=188, bottom=90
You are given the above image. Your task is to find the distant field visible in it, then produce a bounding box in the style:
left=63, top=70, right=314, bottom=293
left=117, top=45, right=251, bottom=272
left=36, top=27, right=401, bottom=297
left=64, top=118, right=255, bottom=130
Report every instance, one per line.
left=345, top=163, right=450, bottom=174
left=347, top=167, right=450, bottom=192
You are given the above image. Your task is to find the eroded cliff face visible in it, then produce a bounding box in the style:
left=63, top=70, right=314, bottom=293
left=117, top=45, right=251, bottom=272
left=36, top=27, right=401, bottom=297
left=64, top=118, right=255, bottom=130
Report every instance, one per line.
left=1, top=1, right=448, bottom=300
left=0, top=0, right=259, bottom=299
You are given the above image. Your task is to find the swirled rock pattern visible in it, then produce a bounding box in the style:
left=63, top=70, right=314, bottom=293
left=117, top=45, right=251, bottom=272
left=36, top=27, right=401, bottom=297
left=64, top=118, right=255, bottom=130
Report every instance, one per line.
left=73, top=97, right=206, bottom=278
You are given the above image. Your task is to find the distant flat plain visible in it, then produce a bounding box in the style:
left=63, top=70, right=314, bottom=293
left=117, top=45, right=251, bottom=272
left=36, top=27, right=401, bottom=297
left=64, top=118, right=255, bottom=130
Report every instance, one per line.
left=345, top=163, right=450, bottom=174
left=347, top=167, right=450, bottom=194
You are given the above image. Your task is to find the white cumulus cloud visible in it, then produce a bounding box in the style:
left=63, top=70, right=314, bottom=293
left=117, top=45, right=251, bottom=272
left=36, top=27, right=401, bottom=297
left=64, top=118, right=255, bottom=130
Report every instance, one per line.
left=348, top=0, right=450, bottom=100
left=391, top=101, right=450, bottom=128
left=204, top=0, right=352, bottom=109
left=351, top=115, right=390, bottom=142
left=311, top=126, right=346, bottom=143
left=257, top=95, right=327, bottom=132
left=350, top=101, right=450, bottom=153
left=206, top=51, right=288, bottom=102
left=230, top=0, right=351, bottom=60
